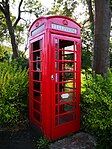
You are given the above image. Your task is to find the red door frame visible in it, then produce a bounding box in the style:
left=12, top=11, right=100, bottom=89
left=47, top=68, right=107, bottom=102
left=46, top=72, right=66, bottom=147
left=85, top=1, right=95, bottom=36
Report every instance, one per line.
left=50, top=34, right=81, bottom=139
left=29, top=34, right=45, bottom=129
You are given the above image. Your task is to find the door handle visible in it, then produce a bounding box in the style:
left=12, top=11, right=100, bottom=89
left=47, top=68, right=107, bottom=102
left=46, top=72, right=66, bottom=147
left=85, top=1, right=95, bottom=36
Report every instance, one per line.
left=51, top=74, right=58, bottom=81
left=51, top=75, right=54, bottom=80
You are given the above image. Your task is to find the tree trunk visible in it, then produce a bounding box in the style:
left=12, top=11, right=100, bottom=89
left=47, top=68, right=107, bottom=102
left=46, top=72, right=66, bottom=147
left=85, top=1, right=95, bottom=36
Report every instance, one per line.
left=4, top=5, right=18, bottom=58
left=86, top=0, right=94, bottom=34
left=93, top=0, right=111, bottom=75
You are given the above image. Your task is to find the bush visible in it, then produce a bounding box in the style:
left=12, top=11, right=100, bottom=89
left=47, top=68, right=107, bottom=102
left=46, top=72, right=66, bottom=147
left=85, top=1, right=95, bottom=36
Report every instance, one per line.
left=0, top=45, right=12, bottom=62
left=15, top=51, right=28, bottom=69
left=81, top=70, right=112, bottom=148
left=10, top=51, right=28, bottom=70
left=36, top=137, right=50, bottom=149
left=0, top=61, right=28, bottom=128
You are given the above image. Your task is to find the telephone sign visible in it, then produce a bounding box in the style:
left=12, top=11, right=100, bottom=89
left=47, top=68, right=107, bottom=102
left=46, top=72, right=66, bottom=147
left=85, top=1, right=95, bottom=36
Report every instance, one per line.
left=51, top=23, right=77, bottom=34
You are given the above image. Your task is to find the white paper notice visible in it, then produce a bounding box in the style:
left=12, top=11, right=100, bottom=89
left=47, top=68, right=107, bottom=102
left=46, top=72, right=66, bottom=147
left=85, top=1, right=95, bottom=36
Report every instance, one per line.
left=61, top=93, right=69, bottom=99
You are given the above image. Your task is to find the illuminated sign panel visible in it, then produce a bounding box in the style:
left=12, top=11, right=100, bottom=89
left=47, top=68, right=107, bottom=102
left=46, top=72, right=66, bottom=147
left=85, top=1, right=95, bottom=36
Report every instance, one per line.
left=51, top=23, right=77, bottom=34
left=31, top=24, right=45, bottom=36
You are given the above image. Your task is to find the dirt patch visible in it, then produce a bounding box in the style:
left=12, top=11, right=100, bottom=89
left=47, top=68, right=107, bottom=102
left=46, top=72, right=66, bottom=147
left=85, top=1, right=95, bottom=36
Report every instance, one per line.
left=49, top=132, right=96, bottom=149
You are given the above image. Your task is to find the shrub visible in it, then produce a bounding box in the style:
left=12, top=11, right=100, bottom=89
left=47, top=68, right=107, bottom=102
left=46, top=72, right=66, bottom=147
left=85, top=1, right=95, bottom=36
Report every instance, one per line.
left=11, top=51, right=28, bottom=70
left=0, top=45, right=12, bottom=62
left=0, top=61, right=28, bottom=128
left=36, top=137, right=50, bottom=149
left=81, top=70, right=112, bottom=148
left=15, top=51, right=28, bottom=69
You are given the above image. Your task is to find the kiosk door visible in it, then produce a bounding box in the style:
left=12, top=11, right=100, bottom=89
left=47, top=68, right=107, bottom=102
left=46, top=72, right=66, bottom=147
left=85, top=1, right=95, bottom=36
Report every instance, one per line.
left=51, top=35, right=81, bottom=139
left=29, top=35, right=44, bottom=127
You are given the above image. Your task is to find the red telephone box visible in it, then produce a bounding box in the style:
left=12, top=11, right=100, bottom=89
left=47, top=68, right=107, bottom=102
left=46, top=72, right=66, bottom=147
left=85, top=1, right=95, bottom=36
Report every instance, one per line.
left=28, top=16, right=81, bottom=140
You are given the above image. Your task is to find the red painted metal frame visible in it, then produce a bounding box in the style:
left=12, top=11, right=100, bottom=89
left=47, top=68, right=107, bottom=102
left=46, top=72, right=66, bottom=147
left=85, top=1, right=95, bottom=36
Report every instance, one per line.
left=28, top=16, right=81, bottom=140
left=50, top=35, right=81, bottom=139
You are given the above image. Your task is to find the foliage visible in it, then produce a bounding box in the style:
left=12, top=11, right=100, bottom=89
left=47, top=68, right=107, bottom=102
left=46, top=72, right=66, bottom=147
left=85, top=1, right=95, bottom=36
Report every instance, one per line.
left=0, top=45, right=28, bottom=68
left=0, top=0, right=45, bottom=58
left=0, top=12, right=8, bottom=42
left=0, top=45, right=12, bottom=61
left=11, top=51, right=28, bottom=69
left=80, top=0, right=94, bottom=70
left=0, top=11, right=24, bottom=45
left=81, top=70, right=112, bottom=148
left=48, top=0, right=78, bottom=17
left=0, top=61, right=28, bottom=128
left=110, top=51, right=112, bottom=68
left=81, top=25, right=93, bottom=70
left=110, top=37, right=112, bottom=68
left=15, top=24, right=25, bottom=46
left=23, top=0, right=45, bottom=18
left=81, top=48, right=92, bottom=70
left=36, top=137, right=50, bottom=149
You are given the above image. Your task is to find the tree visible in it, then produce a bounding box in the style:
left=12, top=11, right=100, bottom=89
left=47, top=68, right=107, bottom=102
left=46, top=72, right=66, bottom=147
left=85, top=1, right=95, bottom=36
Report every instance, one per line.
left=82, top=0, right=112, bottom=75
left=0, top=0, right=24, bottom=58
left=93, top=0, right=112, bottom=75
left=80, top=0, right=94, bottom=70
left=0, top=12, right=25, bottom=47
left=0, top=0, right=44, bottom=59
left=86, top=0, right=94, bottom=35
